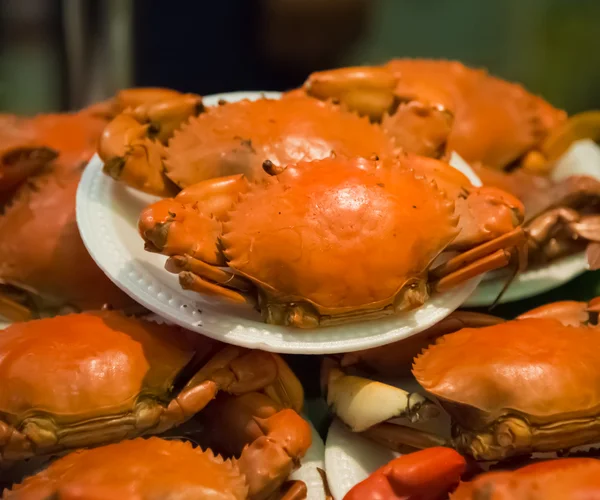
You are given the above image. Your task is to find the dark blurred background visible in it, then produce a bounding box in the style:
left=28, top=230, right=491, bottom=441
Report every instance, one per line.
left=2, top=0, right=599, bottom=115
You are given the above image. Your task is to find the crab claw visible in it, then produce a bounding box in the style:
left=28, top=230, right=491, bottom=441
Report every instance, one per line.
left=99, top=89, right=203, bottom=196
left=322, top=358, right=439, bottom=433
left=343, top=447, right=467, bottom=500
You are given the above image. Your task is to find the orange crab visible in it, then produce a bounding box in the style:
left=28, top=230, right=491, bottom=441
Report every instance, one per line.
left=452, top=457, right=600, bottom=499
left=137, top=154, right=525, bottom=328
left=98, top=90, right=397, bottom=196
left=343, top=447, right=467, bottom=500
left=325, top=298, right=600, bottom=460
left=301, top=58, right=573, bottom=172
left=0, top=91, right=187, bottom=321
left=0, top=310, right=306, bottom=468
left=0, top=103, right=139, bottom=321
left=3, top=435, right=310, bottom=500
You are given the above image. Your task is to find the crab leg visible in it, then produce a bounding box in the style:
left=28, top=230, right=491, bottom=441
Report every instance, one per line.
left=179, top=271, right=250, bottom=304
left=527, top=208, right=600, bottom=264
left=156, top=346, right=303, bottom=435
left=343, top=447, right=466, bottom=500
left=430, top=228, right=527, bottom=293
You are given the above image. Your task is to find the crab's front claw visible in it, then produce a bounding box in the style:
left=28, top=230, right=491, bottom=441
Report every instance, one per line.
left=344, top=447, right=467, bottom=500
left=451, top=186, right=525, bottom=250
left=99, top=90, right=203, bottom=196
left=99, top=114, right=176, bottom=196
left=322, top=359, right=439, bottom=433
left=382, top=102, right=453, bottom=158
left=303, top=66, right=399, bottom=120
left=138, top=198, right=225, bottom=266
left=238, top=409, right=312, bottom=500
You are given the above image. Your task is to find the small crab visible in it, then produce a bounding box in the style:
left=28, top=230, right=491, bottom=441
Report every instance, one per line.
left=137, top=154, right=525, bottom=328
left=325, top=297, right=600, bottom=461
left=300, top=58, right=586, bottom=172
left=3, top=434, right=310, bottom=500
left=343, top=447, right=467, bottom=500
left=98, top=89, right=397, bottom=196
left=0, top=310, right=305, bottom=466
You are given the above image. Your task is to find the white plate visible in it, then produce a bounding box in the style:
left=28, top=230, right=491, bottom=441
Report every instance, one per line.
left=292, top=418, right=327, bottom=500
left=466, top=140, right=600, bottom=306
left=464, top=252, right=588, bottom=307
left=76, top=90, right=483, bottom=354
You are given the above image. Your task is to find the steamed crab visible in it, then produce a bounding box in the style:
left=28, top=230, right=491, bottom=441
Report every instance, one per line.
left=300, top=58, right=572, bottom=172
left=0, top=103, right=137, bottom=322
left=137, top=154, right=525, bottom=327
left=325, top=297, right=600, bottom=460
left=343, top=448, right=600, bottom=500
left=98, top=89, right=396, bottom=196
left=3, top=437, right=310, bottom=500
left=0, top=309, right=308, bottom=477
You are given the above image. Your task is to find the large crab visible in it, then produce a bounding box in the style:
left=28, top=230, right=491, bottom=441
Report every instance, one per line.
left=0, top=103, right=140, bottom=322
left=98, top=89, right=397, bottom=196
left=136, top=154, right=525, bottom=327
left=0, top=91, right=194, bottom=321
left=300, top=58, right=574, bottom=171
left=3, top=435, right=310, bottom=500
left=325, top=297, right=600, bottom=460
left=0, top=310, right=307, bottom=474
left=343, top=449, right=600, bottom=500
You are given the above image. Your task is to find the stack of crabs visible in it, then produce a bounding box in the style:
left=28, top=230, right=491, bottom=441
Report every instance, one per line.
left=1, top=58, right=600, bottom=499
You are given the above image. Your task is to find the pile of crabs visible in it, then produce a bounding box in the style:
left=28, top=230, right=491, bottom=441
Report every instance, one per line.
left=1, top=58, right=600, bottom=498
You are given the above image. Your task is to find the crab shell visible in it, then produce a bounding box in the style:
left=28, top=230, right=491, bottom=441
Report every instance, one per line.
left=452, top=458, right=600, bottom=499
left=220, top=155, right=458, bottom=323
left=0, top=311, right=207, bottom=461
left=164, top=94, right=396, bottom=188
left=0, top=164, right=133, bottom=312
left=384, top=59, right=567, bottom=169
left=413, top=317, right=600, bottom=460
left=0, top=110, right=108, bottom=201
left=3, top=437, right=249, bottom=499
